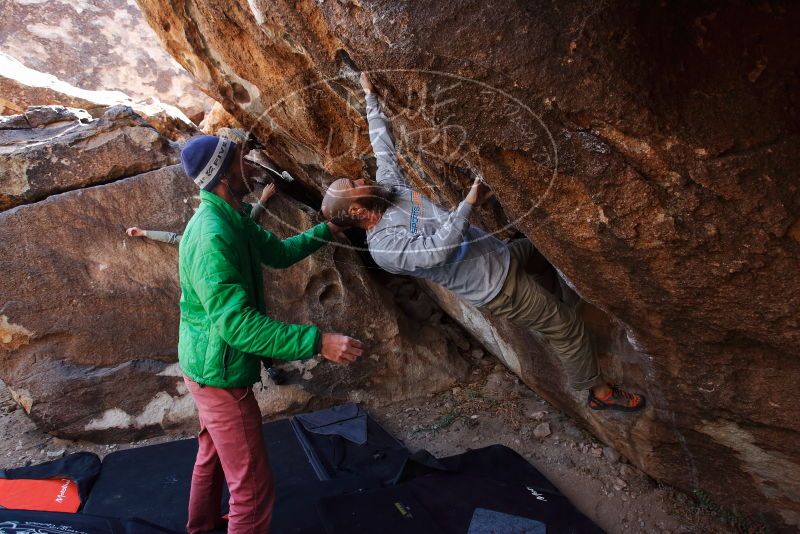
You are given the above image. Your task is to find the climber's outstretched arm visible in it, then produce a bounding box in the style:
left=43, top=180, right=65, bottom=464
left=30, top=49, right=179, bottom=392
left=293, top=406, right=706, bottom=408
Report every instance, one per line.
left=126, top=227, right=181, bottom=245
left=125, top=183, right=277, bottom=247
left=361, top=73, right=409, bottom=188
left=249, top=182, right=276, bottom=222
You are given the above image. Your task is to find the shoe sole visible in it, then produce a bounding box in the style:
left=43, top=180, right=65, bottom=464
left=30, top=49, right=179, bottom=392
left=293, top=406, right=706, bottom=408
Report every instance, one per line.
left=589, top=396, right=647, bottom=413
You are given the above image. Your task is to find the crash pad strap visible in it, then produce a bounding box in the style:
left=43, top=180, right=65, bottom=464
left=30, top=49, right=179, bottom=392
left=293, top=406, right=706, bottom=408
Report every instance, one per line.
left=290, top=416, right=331, bottom=481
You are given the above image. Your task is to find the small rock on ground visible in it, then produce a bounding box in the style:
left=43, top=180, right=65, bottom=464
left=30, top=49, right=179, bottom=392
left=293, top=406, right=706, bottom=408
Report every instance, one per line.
left=533, top=422, right=551, bottom=439
left=603, top=446, right=620, bottom=463
left=46, top=448, right=66, bottom=458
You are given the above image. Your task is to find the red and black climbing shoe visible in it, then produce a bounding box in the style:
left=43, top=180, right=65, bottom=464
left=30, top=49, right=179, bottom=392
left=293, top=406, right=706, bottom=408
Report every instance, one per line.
left=588, top=385, right=646, bottom=412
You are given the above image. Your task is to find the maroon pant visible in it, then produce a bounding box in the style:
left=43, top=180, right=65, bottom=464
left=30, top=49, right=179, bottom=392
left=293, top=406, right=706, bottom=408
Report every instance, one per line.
left=184, top=377, right=275, bottom=534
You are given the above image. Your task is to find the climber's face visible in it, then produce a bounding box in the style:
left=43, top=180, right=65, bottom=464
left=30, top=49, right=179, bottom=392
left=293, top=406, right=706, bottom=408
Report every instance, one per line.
left=321, top=177, right=391, bottom=228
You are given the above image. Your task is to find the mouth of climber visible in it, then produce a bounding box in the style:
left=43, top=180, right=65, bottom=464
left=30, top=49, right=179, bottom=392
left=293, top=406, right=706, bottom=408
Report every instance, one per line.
left=321, top=177, right=393, bottom=228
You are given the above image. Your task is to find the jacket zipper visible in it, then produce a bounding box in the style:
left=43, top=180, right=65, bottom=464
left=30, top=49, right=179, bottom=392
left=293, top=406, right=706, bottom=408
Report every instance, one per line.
left=222, top=344, right=230, bottom=380
left=248, top=237, right=266, bottom=391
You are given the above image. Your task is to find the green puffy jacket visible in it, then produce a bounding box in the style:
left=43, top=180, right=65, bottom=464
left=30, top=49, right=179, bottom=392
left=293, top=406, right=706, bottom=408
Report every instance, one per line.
left=178, top=190, right=332, bottom=388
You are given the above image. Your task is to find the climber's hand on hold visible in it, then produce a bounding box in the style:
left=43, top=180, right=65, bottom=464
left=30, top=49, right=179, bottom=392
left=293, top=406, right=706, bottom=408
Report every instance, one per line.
left=360, top=72, right=375, bottom=95
left=326, top=221, right=350, bottom=243
left=259, top=182, right=276, bottom=203
left=465, top=175, right=494, bottom=207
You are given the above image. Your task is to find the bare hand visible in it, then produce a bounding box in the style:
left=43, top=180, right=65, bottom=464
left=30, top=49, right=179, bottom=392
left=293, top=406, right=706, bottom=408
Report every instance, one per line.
left=260, top=182, right=276, bottom=203
left=359, top=72, right=374, bottom=95
left=465, top=175, right=494, bottom=206
left=126, top=227, right=146, bottom=238
left=320, top=333, right=363, bottom=365
left=326, top=221, right=349, bottom=242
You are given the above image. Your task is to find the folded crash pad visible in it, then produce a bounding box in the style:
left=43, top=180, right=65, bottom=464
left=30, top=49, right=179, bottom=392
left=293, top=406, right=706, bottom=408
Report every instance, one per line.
left=317, top=445, right=601, bottom=534
left=291, top=403, right=409, bottom=484
left=0, top=452, right=101, bottom=513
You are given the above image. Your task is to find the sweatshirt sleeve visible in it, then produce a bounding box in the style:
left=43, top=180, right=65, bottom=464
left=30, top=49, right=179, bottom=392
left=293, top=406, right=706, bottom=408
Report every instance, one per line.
left=252, top=221, right=332, bottom=269
left=369, top=200, right=473, bottom=272
left=250, top=201, right=266, bottom=222
left=144, top=230, right=181, bottom=245
left=192, top=232, right=320, bottom=360
left=366, top=93, right=409, bottom=188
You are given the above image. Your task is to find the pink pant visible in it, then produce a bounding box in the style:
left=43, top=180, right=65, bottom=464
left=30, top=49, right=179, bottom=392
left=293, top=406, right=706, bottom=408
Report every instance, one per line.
left=184, top=377, right=275, bottom=534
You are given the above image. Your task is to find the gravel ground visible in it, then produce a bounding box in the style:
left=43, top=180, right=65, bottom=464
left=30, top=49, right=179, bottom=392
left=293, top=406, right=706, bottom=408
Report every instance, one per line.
left=370, top=359, right=738, bottom=534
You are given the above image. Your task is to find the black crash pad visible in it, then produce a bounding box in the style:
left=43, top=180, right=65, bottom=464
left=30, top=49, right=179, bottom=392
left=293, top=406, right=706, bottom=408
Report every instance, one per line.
left=83, top=406, right=404, bottom=533
left=317, top=445, right=601, bottom=534
left=83, top=418, right=320, bottom=532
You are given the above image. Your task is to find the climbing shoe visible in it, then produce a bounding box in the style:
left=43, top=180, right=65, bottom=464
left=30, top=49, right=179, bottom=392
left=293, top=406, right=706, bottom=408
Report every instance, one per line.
left=588, top=385, right=646, bottom=412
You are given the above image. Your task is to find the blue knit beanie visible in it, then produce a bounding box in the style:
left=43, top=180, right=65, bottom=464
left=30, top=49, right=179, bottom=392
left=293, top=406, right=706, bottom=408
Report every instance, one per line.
left=180, top=135, right=238, bottom=191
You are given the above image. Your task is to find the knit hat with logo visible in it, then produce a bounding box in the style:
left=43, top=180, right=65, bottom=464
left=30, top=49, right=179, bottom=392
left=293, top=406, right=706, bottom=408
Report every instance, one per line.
left=180, top=135, right=237, bottom=191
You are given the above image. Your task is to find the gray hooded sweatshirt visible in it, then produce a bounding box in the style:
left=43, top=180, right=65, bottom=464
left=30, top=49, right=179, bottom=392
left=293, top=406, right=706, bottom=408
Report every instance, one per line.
left=364, top=94, right=510, bottom=307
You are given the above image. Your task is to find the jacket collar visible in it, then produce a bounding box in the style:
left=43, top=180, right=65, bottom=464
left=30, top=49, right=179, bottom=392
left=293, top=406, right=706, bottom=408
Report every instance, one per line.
left=199, top=189, right=248, bottom=227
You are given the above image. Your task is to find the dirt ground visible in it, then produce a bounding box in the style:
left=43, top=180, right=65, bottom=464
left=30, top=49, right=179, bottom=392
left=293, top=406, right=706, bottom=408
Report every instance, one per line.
left=0, top=361, right=736, bottom=534
left=372, top=360, right=736, bottom=534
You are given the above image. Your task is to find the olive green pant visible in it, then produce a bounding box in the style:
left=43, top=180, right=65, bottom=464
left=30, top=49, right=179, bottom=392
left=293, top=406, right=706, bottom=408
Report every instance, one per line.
left=480, top=240, right=603, bottom=391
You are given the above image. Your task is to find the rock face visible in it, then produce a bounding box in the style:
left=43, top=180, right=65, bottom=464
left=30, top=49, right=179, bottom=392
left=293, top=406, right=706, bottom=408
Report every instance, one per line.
left=0, top=119, right=469, bottom=440
left=0, top=53, right=113, bottom=116
left=199, top=102, right=243, bottom=134
left=0, top=53, right=200, bottom=142
left=0, top=0, right=212, bottom=121
left=0, top=165, right=197, bottom=439
left=135, top=0, right=800, bottom=527
left=0, top=105, right=179, bottom=211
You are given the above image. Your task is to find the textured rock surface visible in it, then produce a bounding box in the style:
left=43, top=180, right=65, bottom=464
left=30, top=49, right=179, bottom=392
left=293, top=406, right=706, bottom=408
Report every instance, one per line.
left=0, top=105, right=179, bottom=211
left=0, top=53, right=200, bottom=141
left=0, top=53, right=114, bottom=116
left=199, top=102, right=243, bottom=134
left=136, top=0, right=800, bottom=526
left=0, top=165, right=197, bottom=440
left=0, top=0, right=212, bottom=121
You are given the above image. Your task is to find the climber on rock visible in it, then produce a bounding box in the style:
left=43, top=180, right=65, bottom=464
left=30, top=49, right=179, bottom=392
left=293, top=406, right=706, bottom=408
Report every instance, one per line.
left=321, top=73, right=645, bottom=413
left=126, top=182, right=276, bottom=245
left=125, top=182, right=289, bottom=386
left=177, top=135, right=363, bottom=534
